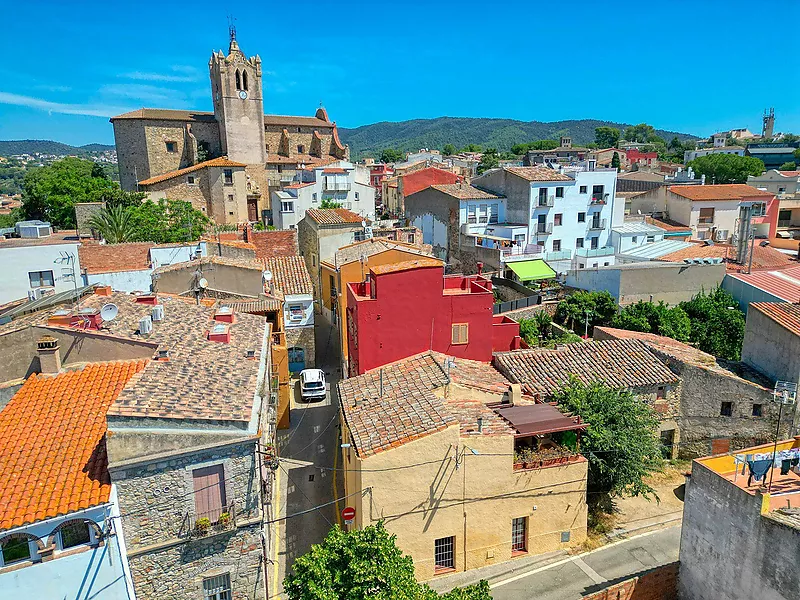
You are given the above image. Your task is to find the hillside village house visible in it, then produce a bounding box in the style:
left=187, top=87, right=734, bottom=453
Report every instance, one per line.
left=747, top=169, right=800, bottom=237
left=338, top=352, right=589, bottom=580
left=741, top=302, right=800, bottom=387
left=382, top=165, right=462, bottom=216
left=318, top=237, right=435, bottom=374
left=0, top=234, right=81, bottom=305
left=665, top=184, right=777, bottom=241
left=111, top=31, right=348, bottom=226
left=271, top=162, right=376, bottom=229
left=345, top=260, right=525, bottom=376
left=0, top=290, right=276, bottom=600
left=723, top=265, right=800, bottom=311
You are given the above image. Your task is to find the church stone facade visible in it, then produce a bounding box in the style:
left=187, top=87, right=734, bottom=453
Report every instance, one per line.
left=111, top=32, right=348, bottom=226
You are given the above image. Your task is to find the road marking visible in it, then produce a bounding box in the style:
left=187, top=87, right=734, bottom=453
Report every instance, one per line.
left=572, top=556, right=606, bottom=584
left=491, top=525, right=678, bottom=589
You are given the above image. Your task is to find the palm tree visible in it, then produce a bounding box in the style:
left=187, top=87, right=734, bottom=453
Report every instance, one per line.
left=88, top=204, right=135, bottom=243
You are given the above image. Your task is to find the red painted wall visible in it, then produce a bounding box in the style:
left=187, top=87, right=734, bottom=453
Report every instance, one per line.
left=751, top=196, right=780, bottom=239
left=401, top=167, right=461, bottom=197
left=346, top=264, right=521, bottom=375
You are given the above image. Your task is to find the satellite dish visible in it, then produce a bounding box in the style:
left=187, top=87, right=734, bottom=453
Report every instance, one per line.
left=361, top=220, right=367, bottom=228
left=198, top=278, right=209, bottom=289
left=100, top=303, right=119, bottom=322
left=263, top=270, right=273, bottom=282
left=637, top=209, right=642, bottom=215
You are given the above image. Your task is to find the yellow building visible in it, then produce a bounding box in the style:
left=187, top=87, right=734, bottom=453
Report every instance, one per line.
left=319, top=238, right=436, bottom=373
left=338, top=351, right=588, bottom=581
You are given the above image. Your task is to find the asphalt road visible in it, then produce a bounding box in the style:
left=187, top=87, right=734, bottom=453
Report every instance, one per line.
left=489, top=526, right=681, bottom=600
left=270, top=316, right=344, bottom=598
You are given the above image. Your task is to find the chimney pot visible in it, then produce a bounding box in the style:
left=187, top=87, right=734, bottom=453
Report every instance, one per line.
left=508, top=383, right=522, bottom=406
left=37, top=335, right=61, bottom=374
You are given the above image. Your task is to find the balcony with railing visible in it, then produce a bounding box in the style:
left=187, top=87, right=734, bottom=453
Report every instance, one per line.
left=184, top=503, right=237, bottom=539
left=501, top=243, right=544, bottom=263
left=575, top=246, right=615, bottom=258
left=590, top=193, right=609, bottom=206
left=588, top=218, right=607, bottom=230
left=324, top=180, right=351, bottom=192
left=543, top=249, right=572, bottom=261
left=535, top=196, right=555, bottom=209
left=536, top=222, right=553, bottom=235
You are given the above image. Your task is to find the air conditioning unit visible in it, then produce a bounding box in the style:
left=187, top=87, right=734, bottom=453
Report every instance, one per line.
left=715, top=229, right=729, bottom=242
left=28, top=287, right=54, bottom=301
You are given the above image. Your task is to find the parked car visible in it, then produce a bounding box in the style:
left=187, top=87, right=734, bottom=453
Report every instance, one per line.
left=300, top=369, right=327, bottom=401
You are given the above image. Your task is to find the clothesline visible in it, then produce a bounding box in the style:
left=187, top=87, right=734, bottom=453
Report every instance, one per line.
left=734, top=448, right=800, bottom=467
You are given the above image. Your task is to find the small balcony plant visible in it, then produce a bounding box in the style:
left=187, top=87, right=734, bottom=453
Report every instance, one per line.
left=194, top=517, right=211, bottom=535
left=217, top=512, right=232, bottom=528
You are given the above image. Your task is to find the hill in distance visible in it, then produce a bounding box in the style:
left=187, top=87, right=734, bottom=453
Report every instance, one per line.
left=338, top=117, right=699, bottom=159
left=0, top=140, right=115, bottom=156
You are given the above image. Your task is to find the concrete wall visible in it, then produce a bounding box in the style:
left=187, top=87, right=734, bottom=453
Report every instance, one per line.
left=111, top=442, right=265, bottom=600
left=86, top=269, right=152, bottom=293
left=344, top=420, right=587, bottom=581
left=0, top=501, right=130, bottom=600
left=742, top=307, right=800, bottom=385
left=0, top=242, right=82, bottom=304
left=154, top=263, right=263, bottom=298
left=679, top=459, right=800, bottom=600
left=722, top=274, right=786, bottom=313
left=626, top=187, right=669, bottom=216
left=567, top=263, right=726, bottom=305
left=297, top=218, right=362, bottom=300
left=285, top=325, right=315, bottom=369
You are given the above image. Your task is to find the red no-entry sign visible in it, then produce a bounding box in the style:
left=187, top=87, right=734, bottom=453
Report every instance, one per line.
left=341, top=506, right=356, bottom=522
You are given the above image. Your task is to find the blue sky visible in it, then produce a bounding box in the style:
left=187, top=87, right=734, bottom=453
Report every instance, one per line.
left=1, top=0, right=798, bottom=146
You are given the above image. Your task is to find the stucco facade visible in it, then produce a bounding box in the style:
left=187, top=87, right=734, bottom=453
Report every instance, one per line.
left=0, top=240, right=81, bottom=304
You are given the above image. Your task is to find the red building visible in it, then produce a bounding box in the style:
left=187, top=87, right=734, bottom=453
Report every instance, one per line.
left=369, top=163, right=395, bottom=206
left=400, top=166, right=462, bottom=197
left=345, top=259, right=526, bottom=376
left=627, top=149, right=659, bottom=166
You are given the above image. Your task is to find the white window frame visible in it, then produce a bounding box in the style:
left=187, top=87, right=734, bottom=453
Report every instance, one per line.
left=478, top=204, right=488, bottom=224
left=57, top=521, right=95, bottom=551
left=467, top=205, right=476, bottom=224
left=281, top=201, right=294, bottom=213
left=186, top=174, right=197, bottom=186
left=29, top=270, right=54, bottom=288
left=203, top=573, right=232, bottom=600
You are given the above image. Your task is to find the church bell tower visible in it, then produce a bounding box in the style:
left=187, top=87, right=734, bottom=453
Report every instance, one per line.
left=209, top=26, right=266, bottom=164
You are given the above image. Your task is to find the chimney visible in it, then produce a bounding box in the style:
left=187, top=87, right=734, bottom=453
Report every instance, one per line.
left=507, top=383, right=522, bottom=406
left=476, top=261, right=484, bottom=275
left=37, top=336, right=61, bottom=374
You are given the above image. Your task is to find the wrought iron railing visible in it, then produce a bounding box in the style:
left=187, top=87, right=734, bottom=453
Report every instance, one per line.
left=184, top=503, right=237, bottom=538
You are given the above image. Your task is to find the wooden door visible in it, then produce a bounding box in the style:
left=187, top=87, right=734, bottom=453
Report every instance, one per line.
left=193, top=464, right=226, bottom=521
left=247, top=198, right=258, bottom=222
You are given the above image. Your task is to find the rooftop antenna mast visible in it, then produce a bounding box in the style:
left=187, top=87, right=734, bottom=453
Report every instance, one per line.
left=227, top=14, right=237, bottom=42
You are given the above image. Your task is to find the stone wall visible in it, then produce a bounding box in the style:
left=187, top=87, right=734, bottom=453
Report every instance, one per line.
left=582, top=562, right=679, bottom=600
left=74, top=202, right=104, bottom=237
left=742, top=306, right=800, bottom=386
left=679, top=460, right=800, bottom=600
left=285, top=325, right=315, bottom=369
left=206, top=241, right=258, bottom=261
left=111, top=441, right=265, bottom=600
left=144, top=167, right=212, bottom=216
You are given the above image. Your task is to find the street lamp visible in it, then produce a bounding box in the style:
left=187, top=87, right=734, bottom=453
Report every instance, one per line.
left=768, top=382, right=797, bottom=493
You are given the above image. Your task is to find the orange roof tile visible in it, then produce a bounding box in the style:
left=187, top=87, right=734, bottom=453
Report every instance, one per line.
left=138, top=157, right=246, bottom=186
left=370, top=258, right=444, bottom=275
left=305, top=208, right=364, bottom=225
left=749, top=303, right=800, bottom=338
left=78, top=242, right=154, bottom=274
left=658, top=242, right=797, bottom=272
left=0, top=360, right=148, bottom=531
left=505, top=166, right=573, bottom=182
left=668, top=184, right=773, bottom=201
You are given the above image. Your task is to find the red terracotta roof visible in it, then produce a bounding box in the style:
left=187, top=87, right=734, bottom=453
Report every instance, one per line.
left=263, top=256, right=313, bottom=295
left=78, top=242, right=154, bottom=274
left=668, top=184, right=773, bottom=201
left=138, top=157, right=246, bottom=186
left=370, top=258, right=443, bottom=275
left=401, top=166, right=461, bottom=197
left=645, top=216, right=692, bottom=232
left=284, top=182, right=315, bottom=189
left=250, top=229, right=298, bottom=259
left=505, top=166, right=573, bottom=182
left=429, top=184, right=501, bottom=200
left=0, top=360, right=148, bottom=530
left=749, top=303, right=800, bottom=338
left=305, top=208, right=364, bottom=225
left=726, top=265, right=800, bottom=302
left=658, top=242, right=797, bottom=272
left=322, top=168, right=347, bottom=174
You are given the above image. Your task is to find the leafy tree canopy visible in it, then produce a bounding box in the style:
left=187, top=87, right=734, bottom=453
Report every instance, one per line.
left=127, top=199, right=209, bottom=244
left=443, top=144, right=456, bottom=156
left=22, top=157, right=119, bottom=227
left=611, top=152, right=621, bottom=169
left=284, top=523, right=491, bottom=600
left=380, top=148, right=405, bottom=163
left=779, top=161, right=797, bottom=171
left=555, top=291, right=617, bottom=335
left=510, top=140, right=559, bottom=155
left=612, top=301, right=691, bottom=342
left=477, top=148, right=500, bottom=175
left=678, top=288, right=745, bottom=360
left=686, top=153, right=765, bottom=184
left=794, top=148, right=800, bottom=161
left=461, top=144, right=484, bottom=153
left=320, top=199, right=343, bottom=209
left=623, top=123, right=662, bottom=144
left=553, top=377, right=664, bottom=500
left=594, top=127, right=620, bottom=148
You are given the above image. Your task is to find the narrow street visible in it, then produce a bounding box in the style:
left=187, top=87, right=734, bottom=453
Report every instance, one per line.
left=270, top=315, right=345, bottom=598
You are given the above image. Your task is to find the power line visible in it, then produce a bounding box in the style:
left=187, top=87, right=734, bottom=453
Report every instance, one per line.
left=279, top=464, right=333, bottom=528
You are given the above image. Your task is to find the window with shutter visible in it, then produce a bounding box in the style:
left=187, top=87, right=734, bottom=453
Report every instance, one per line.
left=451, top=323, right=469, bottom=345
left=193, top=464, right=226, bottom=523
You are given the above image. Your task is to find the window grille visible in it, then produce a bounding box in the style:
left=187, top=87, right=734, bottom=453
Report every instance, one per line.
left=512, top=517, right=527, bottom=553
left=203, top=574, right=232, bottom=600
left=434, top=536, right=455, bottom=571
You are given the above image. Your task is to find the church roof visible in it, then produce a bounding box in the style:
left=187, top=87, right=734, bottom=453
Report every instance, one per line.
left=138, top=157, right=246, bottom=186
left=111, top=108, right=334, bottom=128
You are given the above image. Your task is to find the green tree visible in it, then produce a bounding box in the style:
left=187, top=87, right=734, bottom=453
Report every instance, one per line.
left=679, top=288, right=745, bottom=359
left=22, top=157, right=119, bottom=227
left=779, top=161, right=797, bottom=171
left=686, top=153, right=765, bottom=184
left=553, top=377, right=663, bottom=500
left=623, top=123, right=657, bottom=143
left=0, top=207, right=24, bottom=228
left=477, top=148, right=500, bottom=174
left=380, top=148, right=405, bottom=163
left=595, top=127, right=620, bottom=148
left=794, top=148, right=800, bottom=161
left=127, top=199, right=209, bottom=243
left=103, top=188, right=147, bottom=209
left=320, top=199, right=343, bottom=209
left=443, top=144, right=456, bottom=156
left=555, top=291, right=617, bottom=334
left=612, top=301, right=691, bottom=342
left=610, top=152, right=621, bottom=170
left=284, top=523, right=490, bottom=600
left=88, top=204, right=135, bottom=243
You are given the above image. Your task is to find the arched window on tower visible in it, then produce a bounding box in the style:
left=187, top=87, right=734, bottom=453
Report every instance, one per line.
left=242, top=70, right=248, bottom=91
left=235, top=70, right=241, bottom=91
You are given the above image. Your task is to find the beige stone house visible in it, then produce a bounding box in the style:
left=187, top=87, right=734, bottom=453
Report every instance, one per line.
left=338, top=351, right=588, bottom=580
left=111, top=31, right=348, bottom=226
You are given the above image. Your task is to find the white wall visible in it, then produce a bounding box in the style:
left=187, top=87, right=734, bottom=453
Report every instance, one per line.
left=284, top=294, right=314, bottom=328
left=86, top=270, right=152, bottom=293
left=611, top=230, right=665, bottom=253
left=150, top=242, right=206, bottom=268
left=0, top=242, right=82, bottom=304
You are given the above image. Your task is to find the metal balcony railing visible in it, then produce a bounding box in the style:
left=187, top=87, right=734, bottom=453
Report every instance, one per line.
left=536, top=197, right=555, bottom=208
left=185, top=503, right=237, bottom=539
left=575, top=246, right=615, bottom=258
left=590, top=193, right=609, bottom=205
left=588, top=218, right=607, bottom=230
left=536, top=223, right=553, bottom=235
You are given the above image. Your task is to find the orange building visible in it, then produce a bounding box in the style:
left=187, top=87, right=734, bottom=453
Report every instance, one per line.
left=319, top=237, right=437, bottom=374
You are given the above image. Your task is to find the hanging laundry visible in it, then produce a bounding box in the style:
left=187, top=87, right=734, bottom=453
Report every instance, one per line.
left=747, top=459, right=773, bottom=486
left=781, top=459, right=792, bottom=475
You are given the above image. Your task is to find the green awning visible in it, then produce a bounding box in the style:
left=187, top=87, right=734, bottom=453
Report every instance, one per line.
left=507, top=259, right=556, bottom=281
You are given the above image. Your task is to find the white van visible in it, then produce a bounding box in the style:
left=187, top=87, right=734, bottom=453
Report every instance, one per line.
left=300, top=369, right=327, bottom=401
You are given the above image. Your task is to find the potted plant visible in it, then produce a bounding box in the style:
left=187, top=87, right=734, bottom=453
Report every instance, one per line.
left=217, top=512, right=232, bottom=528
left=194, top=517, right=211, bottom=535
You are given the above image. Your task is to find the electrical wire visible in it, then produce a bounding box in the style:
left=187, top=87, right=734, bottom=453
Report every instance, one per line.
left=279, top=464, right=333, bottom=527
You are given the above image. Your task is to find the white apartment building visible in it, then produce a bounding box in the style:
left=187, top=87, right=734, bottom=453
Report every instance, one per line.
left=471, top=164, right=623, bottom=273
left=271, top=161, right=376, bottom=229
left=0, top=237, right=82, bottom=305
left=684, top=146, right=745, bottom=163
